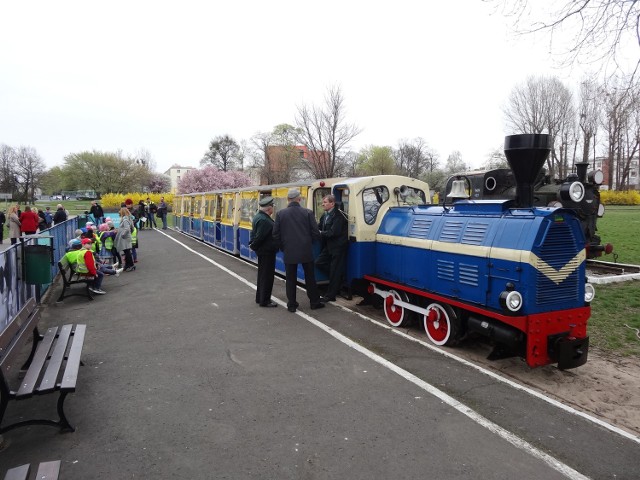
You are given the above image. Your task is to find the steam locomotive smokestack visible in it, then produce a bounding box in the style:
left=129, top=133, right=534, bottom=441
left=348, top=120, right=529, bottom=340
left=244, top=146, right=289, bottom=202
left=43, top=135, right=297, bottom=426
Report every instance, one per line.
left=504, top=134, right=551, bottom=208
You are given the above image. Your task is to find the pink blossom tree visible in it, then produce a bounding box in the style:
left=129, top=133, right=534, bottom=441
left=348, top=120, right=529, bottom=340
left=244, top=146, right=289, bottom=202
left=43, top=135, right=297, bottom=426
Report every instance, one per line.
left=177, top=166, right=252, bottom=194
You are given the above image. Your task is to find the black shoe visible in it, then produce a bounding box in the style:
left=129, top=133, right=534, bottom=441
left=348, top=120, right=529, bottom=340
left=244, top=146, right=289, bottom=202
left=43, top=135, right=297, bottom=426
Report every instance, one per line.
left=260, top=301, right=278, bottom=308
left=310, top=303, right=325, bottom=310
left=320, top=296, right=336, bottom=303
left=288, top=306, right=296, bottom=313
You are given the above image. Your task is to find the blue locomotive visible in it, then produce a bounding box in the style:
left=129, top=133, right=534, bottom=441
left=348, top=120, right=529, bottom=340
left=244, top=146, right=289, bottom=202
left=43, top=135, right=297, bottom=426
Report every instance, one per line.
left=364, top=134, right=592, bottom=369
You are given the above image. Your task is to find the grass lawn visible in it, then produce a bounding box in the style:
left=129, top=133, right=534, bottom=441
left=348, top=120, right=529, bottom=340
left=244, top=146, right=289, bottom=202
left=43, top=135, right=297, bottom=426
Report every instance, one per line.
left=590, top=205, right=640, bottom=357
left=597, top=205, right=640, bottom=265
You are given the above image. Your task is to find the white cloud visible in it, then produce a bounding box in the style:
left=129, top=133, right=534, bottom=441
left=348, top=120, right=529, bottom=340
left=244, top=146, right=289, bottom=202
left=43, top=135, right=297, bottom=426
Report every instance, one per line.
left=0, top=0, right=604, bottom=174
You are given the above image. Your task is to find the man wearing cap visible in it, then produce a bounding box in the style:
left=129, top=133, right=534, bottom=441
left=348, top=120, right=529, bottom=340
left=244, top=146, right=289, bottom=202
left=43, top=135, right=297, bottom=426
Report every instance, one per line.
left=273, top=188, right=324, bottom=313
left=250, top=196, right=279, bottom=307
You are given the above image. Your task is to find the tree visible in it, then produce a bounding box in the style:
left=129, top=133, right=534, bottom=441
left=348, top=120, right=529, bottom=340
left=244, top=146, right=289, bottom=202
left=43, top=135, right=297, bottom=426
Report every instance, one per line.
left=504, top=75, right=575, bottom=178
left=394, top=138, right=439, bottom=178
left=146, top=173, right=171, bottom=193
left=295, top=85, right=362, bottom=178
left=493, top=0, right=640, bottom=83
left=578, top=77, right=602, bottom=166
left=445, top=151, right=466, bottom=175
left=62, top=150, right=151, bottom=195
left=201, top=135, right=240, bottom=171
left=39, top=166, right=65, bottom=195
left=251, top=124, right=302, bottom=184
left=0, top=144, right=18, bottom=197
left=357, top=146, right=397, bottom=175
left=600, top=77, right=640, bottom=189
left=14, top=146, right=46, bottom=201
left=177, top=166, right=252, bottom=194
left=483, top=148, right=509, bottom=169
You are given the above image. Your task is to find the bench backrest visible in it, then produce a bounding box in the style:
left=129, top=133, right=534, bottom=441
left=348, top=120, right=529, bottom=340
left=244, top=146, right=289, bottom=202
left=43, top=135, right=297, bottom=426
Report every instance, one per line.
left=0, top=298, right=40, bottom=377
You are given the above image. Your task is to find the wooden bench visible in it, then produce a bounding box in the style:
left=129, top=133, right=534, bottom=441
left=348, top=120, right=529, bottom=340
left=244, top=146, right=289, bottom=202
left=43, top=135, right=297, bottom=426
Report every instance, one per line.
left=56, top=261, right=94, bottom=302
left=0, top=298, right=86, bottom=434
left=4, top=461, right=60, bottom=480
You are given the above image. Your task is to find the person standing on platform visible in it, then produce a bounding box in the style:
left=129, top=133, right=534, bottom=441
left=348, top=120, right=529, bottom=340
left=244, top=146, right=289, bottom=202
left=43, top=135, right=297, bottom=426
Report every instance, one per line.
left=157, top=197, right=168, bottom=229
left=89, top=200, right=105, bottom=224
left=53, top=204, right=67, bottom=225
left=19, top=206, right=39, bottom=235
left=8, top=205, right=21, bottom=245
left=146, top=197, right=158, bottom=229
left=316, top=194, right=349, bottom=303
left=116, top=207, right=135, bottom=271
left=272, top=188, right=324, bottom=313
left=44, top=206, right=53, bottom=229
left=0, top=209, right=5, bottom=244
left=250, top=196, right=279, bottom=308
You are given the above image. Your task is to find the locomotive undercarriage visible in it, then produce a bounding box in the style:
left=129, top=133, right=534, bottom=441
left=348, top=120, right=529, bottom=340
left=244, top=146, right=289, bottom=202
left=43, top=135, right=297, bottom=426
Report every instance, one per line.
left=366, top=278, right=589, bottom=369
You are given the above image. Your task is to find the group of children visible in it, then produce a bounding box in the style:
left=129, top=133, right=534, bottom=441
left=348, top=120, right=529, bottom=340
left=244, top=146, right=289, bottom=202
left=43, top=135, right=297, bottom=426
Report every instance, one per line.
left=60, top=217, right=139, bottom=295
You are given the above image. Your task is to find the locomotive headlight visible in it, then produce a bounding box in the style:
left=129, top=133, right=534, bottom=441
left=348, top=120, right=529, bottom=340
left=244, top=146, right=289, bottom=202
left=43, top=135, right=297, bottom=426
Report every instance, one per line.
left=560, top=181, right=585, bottom=203
left=588, top=169, right=604, bottom=185
left=585, top=283, right=596, bottom=303
left=500, top=290, right=523, bottom=312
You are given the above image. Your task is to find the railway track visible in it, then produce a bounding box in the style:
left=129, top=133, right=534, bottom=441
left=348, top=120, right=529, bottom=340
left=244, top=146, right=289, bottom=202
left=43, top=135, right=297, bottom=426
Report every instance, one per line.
left=586, top=259, right=640, bottom=283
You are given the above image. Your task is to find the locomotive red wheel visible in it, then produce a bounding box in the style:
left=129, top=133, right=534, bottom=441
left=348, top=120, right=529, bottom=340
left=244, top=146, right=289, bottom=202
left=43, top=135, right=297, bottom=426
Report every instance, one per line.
left=383, top=289, right=409, bottom=327
left=423, top=303, right=459, bottom=346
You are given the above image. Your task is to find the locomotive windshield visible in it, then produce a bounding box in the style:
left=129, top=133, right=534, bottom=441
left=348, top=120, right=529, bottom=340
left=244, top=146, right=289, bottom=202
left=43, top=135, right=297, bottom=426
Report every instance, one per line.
left=363, top=186, right=389, bottom=225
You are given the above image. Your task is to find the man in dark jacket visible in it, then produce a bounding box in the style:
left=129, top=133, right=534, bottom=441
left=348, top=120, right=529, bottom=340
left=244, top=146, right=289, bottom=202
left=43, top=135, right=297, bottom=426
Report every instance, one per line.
left=53, top=204, right=67, bottom=224
left=250, top=196, right=279, bottom=308
left=316, top=194, right=349, bottom=302
left=0, top=210, right=5, bottom=244
left=273, top=188, right=324, bottom=313
left=89, top=201, right=104, bottom=224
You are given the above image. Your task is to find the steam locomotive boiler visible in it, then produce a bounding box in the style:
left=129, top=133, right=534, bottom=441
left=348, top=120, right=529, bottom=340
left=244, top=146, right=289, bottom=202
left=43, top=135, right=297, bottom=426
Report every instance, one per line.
left=365, top=134, right=592, bottom=369
left=443, top=156, right=612, bottom=259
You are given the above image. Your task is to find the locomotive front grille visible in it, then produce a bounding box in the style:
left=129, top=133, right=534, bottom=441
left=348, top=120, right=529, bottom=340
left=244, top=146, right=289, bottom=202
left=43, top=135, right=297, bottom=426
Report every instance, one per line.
left=535, top=219, right=581, bottom=305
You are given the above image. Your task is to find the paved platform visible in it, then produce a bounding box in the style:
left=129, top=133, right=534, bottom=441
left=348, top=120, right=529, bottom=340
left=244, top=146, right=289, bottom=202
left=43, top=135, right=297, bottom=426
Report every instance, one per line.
left=0, top=227, right=637, bottom=479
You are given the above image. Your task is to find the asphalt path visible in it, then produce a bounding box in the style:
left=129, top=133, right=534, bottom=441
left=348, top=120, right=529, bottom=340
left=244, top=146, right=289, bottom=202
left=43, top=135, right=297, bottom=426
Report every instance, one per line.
left=0, top=227, right=637, bottom=479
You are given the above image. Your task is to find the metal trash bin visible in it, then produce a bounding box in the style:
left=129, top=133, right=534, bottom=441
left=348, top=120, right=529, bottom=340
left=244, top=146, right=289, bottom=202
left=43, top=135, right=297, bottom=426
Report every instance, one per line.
left=25, top=244, right=53, bottom=284
left=77, top=214, right=88, bottom=228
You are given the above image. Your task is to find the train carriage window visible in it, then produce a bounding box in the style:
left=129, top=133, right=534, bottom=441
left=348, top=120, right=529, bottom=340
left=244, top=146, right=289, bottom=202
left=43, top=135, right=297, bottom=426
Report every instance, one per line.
left=225, top=198, right=234, bottom=220
left=240, top=197, right=258, bottom=222
left=215, top=195, right=223, bottom=221
left=362, top=186, right=389, bottom=225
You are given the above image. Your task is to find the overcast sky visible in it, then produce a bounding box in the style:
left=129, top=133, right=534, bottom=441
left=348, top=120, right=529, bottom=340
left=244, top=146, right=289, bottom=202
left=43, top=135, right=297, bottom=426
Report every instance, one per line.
left=0, top=1, right=600, bottom=174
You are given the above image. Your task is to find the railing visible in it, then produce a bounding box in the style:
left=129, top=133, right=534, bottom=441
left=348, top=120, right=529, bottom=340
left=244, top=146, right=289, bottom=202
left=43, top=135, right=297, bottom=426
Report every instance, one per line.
left=0, top=217, right=79, bottom=333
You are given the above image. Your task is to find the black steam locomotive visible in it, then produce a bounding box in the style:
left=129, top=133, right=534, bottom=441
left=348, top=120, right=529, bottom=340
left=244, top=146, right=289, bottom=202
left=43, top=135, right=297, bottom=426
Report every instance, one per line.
left=444, top=161, right=613, bottom=259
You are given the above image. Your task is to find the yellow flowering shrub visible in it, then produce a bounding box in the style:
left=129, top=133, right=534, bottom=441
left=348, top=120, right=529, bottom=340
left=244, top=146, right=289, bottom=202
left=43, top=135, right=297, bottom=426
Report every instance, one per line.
left=600, top=190, right=640, bottom=205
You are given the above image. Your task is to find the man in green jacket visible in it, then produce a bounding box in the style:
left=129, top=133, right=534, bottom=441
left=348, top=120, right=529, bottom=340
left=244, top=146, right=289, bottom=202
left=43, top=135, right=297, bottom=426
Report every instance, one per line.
left=250, top=196, right=279, bottom=307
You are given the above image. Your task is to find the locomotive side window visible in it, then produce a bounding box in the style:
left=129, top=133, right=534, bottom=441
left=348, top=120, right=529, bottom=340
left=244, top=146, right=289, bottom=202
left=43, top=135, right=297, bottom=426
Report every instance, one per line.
left=362, top=186, right=389, bottom=225
left=404, top=187, right=427, bottom=205
left=314, top=188, right=331, bottom=221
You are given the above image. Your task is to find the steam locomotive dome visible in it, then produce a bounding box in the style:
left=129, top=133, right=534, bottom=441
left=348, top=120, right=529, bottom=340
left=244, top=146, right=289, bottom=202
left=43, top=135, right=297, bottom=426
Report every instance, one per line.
left=374, top=200, right=587, bottom=315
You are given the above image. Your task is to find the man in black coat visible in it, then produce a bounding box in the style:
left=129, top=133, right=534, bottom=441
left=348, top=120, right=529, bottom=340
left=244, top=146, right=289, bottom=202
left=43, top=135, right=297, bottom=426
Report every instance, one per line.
left=0, top=210, right=5, bottom=244
left=250, top=196, right=279, bottom=308
left=273, top=188, right=324, bottom=313
left=89, top=201, right=105, bottom=224
left=53, top=204, right=67, bottom=225
left=316, top=194, right=349, bottom=302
